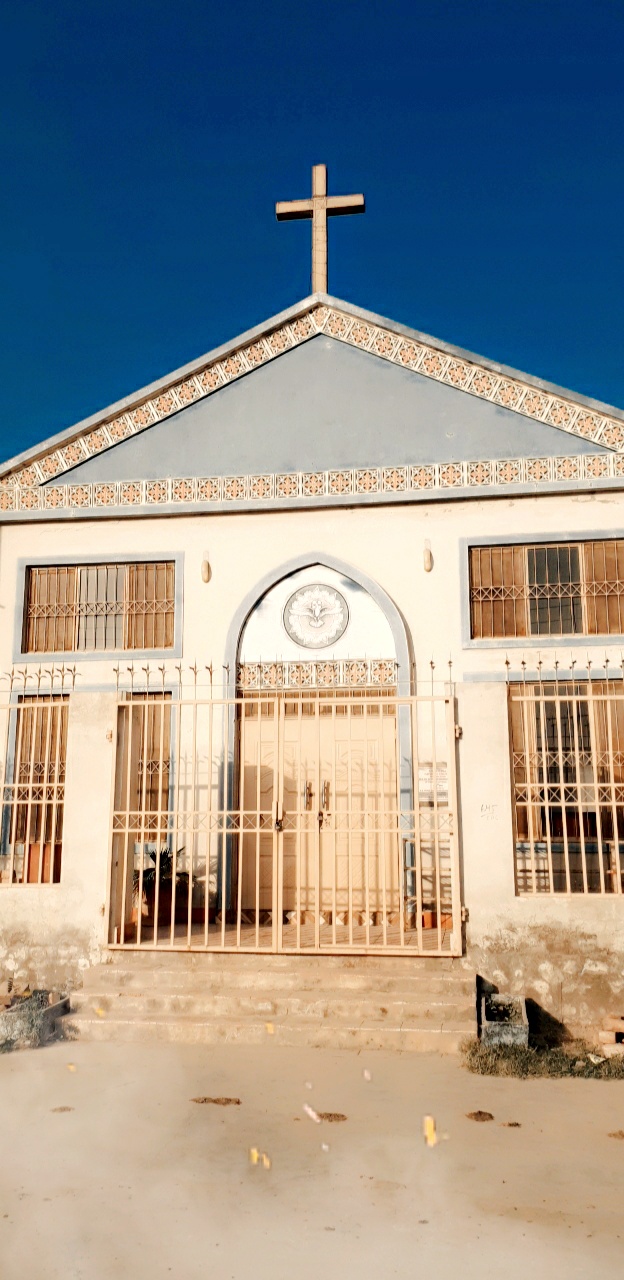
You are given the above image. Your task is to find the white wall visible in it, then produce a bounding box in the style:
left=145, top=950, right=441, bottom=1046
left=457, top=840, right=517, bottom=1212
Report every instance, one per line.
left=0, top=491, right=623, bottom=1022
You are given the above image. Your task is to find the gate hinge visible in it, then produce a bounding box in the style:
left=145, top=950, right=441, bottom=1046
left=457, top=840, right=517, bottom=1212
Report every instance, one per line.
left=454, top=724, right=463, bottom=739
left=461, top=905, right=469, bottom=923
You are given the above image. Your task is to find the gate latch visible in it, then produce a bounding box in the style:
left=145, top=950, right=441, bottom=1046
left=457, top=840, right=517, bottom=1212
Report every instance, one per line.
left=273, top=801, right=283, bottom=832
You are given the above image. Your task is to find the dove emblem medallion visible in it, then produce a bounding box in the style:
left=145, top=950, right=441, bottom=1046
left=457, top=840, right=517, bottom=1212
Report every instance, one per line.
left=283, top=585, right=349, bottom=649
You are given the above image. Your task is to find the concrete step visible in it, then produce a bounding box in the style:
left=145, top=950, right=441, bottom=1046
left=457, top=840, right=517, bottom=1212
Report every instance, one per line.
left=70, top=951, right=477, bottom=1053
left=64, top=1012, right=474, bottom=1053
left=82, top=966, right=475, bottom=997
left=72, top=990, right=476, bottom=1023
left=99, top=951, right=467, bottom=972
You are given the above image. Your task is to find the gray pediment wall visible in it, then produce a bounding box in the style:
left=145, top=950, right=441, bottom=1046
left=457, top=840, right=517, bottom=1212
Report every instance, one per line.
left=51, top=336, right=609, bottom=485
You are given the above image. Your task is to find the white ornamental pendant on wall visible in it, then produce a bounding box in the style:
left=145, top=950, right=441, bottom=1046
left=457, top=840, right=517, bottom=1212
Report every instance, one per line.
left=283, top=584, right=349, bottom=649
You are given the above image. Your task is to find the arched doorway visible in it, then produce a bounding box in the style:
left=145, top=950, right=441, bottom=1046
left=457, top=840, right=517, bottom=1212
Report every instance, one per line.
left=229, top=561, right=460, bottom=954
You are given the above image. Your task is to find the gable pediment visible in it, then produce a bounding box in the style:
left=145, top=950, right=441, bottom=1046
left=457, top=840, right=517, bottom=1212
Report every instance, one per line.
left=1, top=297, right=623, bottom=511
left=32, top=334, right=610, bottom=487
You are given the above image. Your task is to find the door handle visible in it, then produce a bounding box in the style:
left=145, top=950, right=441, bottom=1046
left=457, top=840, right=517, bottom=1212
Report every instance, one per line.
left=321, top=780, right=330, bottom=810
left=273, top=800, right=283, bottom=832
left=304, top=781, right=314, bottom=809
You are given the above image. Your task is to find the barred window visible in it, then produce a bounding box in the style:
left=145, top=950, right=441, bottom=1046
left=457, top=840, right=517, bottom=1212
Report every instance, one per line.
left=0, top=696, right=68, bottom=884
left=509, top=681, right=624, bottom=894
left=470, top=540, right=624, bottom=638
left=23, top=562, right=175, bottom=654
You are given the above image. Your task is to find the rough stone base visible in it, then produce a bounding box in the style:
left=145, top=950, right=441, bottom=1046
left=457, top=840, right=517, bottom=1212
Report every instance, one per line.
left=467, top=922, right=624, bottom=1043
left=0, top=926, right=102, bottom=993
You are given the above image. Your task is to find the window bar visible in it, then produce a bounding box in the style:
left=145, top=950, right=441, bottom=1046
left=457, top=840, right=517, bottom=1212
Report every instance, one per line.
left=553, top=688, right=572, bottom=894
left=410, top=696, right=424, bottom=951
left=312, top=693, right=321, bottom=952
left=587, top=679, right=606, bottom=895
left=21, top=700, right=38, bottom=886
left=520, top=685, right=538, bottom=896
left=119, top=704, right=133, bottom=945
left=604, top=688, right=622, bottom=894
left=394, top=697, right=406, bottom=952
left=276, top=695, right=285, bottom=952
left=363, top=693, right=371, bottom=950
left=46, top=698, right=65, bottom=885
left=169, top=694, right=183, bottom=949
left=235, top=697, right=245, bottom=950
left=36, top=696, right=51, bottom=884
left=276, top=696, right=285, bottom=953
left=445, top=693, right=460, bottom=949
left=331, top=696, right=338, bottom=948
left=253, top=699, right=262, bottom=952
left=204, top=693, right=216, bottom=949
left=135, top=694, right=152, bottom=947
left=570, top=680, right=589, bottom=894
left=187, top=676, right=199, bottom=949
left=346, top=689, right=354, bottom=948
left=378, top=698, right=389, bottom=950
left=296, top=693, right=303, bottom=953
left=7, top=687, right=26, bottom=885
left=430, top=694, right=443, bottom=952
left=152, top=690, right=167, bottom=944
left=235, top=692, right=248, bottom=950
left=536, top=682, right=555, bottom=895
left=219, top=684, right=231, bottom=951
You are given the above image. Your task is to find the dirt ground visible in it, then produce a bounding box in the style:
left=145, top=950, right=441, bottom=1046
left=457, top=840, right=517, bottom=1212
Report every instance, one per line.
left=0, top=1040, right=622, bottom=1280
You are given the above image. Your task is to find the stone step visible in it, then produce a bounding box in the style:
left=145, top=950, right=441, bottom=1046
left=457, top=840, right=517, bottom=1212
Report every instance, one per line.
left=72, top=990, right=475, bottom=1023
left=99, top=950, right=467, bottom=972
left=64, top=1012, right=474, bottom=1053
left=82, top=966, right=475, bottom=997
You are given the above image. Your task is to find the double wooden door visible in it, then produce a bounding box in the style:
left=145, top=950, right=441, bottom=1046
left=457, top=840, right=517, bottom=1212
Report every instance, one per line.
left=237, top=693, right=401, bottom=950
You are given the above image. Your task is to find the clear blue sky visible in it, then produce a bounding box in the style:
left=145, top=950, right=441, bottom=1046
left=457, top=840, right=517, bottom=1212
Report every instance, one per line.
left=2, top=0, right=623, bottom=460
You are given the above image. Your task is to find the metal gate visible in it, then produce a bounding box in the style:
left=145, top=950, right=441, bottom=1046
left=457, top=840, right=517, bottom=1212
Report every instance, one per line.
left=108, top=677, right=461, bottom=954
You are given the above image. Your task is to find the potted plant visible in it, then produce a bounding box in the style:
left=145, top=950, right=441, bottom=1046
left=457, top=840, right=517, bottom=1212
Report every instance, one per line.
left=133, top=846, right=188, bottom=927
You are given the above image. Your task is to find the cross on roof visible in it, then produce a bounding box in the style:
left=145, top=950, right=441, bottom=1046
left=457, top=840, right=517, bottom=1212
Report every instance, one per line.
left=275, top=164, right=365, bottom=294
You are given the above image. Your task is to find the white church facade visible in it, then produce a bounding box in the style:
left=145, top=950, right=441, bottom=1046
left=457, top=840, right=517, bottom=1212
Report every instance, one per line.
left=1, top=283, right=624, bottom=1036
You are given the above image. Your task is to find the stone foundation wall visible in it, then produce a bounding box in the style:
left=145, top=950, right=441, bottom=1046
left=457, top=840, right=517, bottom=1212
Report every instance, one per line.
left=0, top=924, right=103, bottom=994
left=467, top=921, right=624, bottom=1041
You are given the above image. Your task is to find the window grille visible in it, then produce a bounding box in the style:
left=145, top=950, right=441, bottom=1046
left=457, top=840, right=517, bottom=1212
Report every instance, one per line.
left=23, top=562, right=175, bottom=653
left=0, top=696, right=68, bottom=884
left=469, top=540, right=624, bottom=638
left=509, top=681, right=624, bottom=894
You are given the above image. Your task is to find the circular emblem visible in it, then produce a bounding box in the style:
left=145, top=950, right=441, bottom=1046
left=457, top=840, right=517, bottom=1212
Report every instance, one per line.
left=283, top=584, right=349, bottom=649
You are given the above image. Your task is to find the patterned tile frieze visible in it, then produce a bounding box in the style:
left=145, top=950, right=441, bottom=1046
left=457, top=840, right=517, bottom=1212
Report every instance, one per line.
left=237, top=659, right=399, bottom=689
left=1, top=451, right=623, bottom=514
left=5, top=304, right=624, bottom=489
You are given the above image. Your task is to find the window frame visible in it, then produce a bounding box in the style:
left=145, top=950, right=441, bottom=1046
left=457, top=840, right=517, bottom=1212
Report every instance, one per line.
left=460, top=533, right=624, bottom=649
left=14, top=553, right=184, bottom=662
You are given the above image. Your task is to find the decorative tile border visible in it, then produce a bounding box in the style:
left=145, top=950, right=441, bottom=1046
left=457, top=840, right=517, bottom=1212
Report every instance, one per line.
left=5, top=304, right=624, bottom=490
left=237, top=659, right=399, bottom=689
left=0, top=451, right=622, bottom=514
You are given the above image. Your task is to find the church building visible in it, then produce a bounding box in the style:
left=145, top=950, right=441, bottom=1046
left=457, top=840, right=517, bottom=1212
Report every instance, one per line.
left=0, top=167, right=623, bottom=1045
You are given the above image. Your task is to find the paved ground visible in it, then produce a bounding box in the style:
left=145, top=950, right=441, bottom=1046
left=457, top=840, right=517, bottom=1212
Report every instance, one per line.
left=0, top=1040, right=622, bottom=1279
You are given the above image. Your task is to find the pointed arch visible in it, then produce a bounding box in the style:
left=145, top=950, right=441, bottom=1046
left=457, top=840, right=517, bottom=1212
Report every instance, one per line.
left=224, top=551, right=412, bottom=690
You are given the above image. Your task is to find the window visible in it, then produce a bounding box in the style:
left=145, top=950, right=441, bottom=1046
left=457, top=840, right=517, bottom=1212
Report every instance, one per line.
left=0, top=696, right=68, bottom=884
left=509, top=681, right=624, bottom=894
left=469, top=540, right=624, bottom=639
left=22, top=561, right=176, bottom=653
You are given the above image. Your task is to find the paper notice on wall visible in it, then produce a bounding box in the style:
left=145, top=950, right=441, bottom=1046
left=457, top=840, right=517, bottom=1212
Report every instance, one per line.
left=418, top=763, right=449, bottom=804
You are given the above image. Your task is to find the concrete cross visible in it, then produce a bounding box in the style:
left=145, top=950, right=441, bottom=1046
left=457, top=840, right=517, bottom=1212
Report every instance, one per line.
left=276, top=164, right=365, bottom=294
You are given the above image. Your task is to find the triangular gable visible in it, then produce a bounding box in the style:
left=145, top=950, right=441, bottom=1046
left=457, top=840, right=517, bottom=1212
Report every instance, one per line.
left=2, top=296, right=624, bottom=493
left=43, top=336, right=611, bottom=487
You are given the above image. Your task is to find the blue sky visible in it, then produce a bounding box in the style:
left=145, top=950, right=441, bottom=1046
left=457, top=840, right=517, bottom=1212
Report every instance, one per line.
left=1, top=0, right=623, bottom=460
